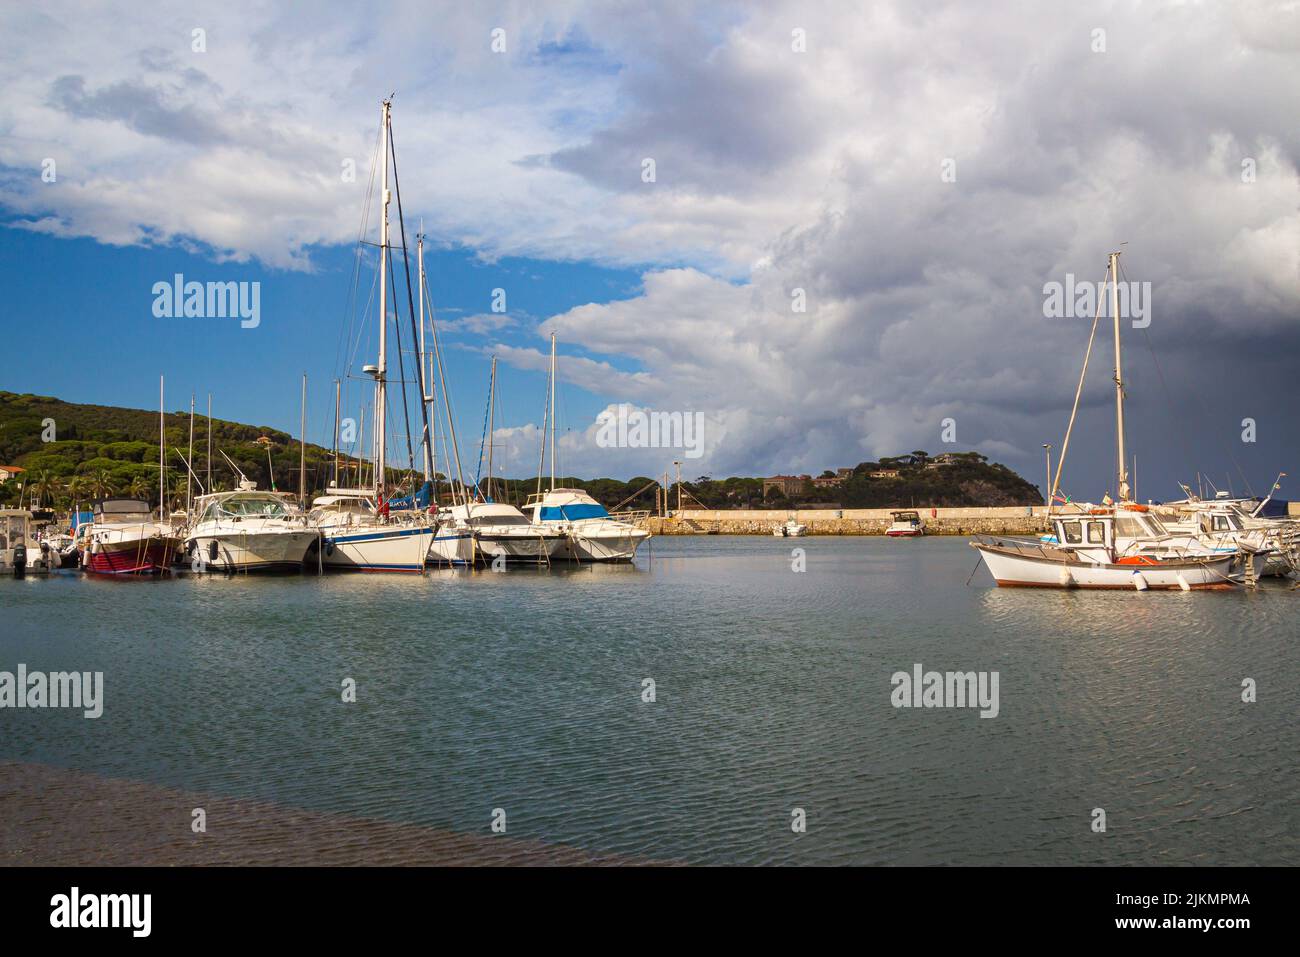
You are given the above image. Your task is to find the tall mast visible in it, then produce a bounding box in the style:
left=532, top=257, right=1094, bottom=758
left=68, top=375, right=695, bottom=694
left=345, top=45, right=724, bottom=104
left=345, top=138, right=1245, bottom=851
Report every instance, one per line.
left=206, top=393, right=212, bottom=493
left=486, top=355, right=497, bottom=501
left=158, top=376, right=165, bottom=515
left=186, top=393, right=194, bottom=513
left=549, top=332, right=556, bottom=492
left=299, top=372, right=307, bottom=505
left=374, top=97, right=392, bottom=503
left=417, top=234, right=433, bottom=481
left=428, top=288, right=467, bottom=507
left=332, top=379, right=340, bottom=488
left=1110, top=250, right=1130, bottom=502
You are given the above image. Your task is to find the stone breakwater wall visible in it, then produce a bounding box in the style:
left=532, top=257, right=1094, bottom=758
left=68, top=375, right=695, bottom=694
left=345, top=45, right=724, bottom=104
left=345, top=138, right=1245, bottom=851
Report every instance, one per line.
left=646, top=507, right=1047, bottom=536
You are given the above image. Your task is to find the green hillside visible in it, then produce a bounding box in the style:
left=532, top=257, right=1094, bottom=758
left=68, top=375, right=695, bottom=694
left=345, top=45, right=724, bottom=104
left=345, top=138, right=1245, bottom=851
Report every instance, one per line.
left=0, top=391, right=340, bottom=509
left=0, top=393, right=1042, bottom=512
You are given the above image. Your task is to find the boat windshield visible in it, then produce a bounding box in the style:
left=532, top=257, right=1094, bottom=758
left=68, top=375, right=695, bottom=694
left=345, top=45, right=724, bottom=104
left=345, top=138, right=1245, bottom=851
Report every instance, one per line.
left=214, top=496, right=292, bottom=519
left=469, top=513, right=531, bottom=527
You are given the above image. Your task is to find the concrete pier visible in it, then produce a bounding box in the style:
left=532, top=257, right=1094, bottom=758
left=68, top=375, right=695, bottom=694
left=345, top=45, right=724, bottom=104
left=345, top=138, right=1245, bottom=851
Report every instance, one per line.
left=646, top=506, right=1048, bottom=536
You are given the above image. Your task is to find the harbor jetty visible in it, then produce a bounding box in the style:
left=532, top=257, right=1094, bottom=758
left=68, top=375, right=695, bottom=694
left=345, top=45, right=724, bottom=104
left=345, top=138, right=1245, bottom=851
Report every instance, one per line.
left=646, top=502, right=1300, bottom=536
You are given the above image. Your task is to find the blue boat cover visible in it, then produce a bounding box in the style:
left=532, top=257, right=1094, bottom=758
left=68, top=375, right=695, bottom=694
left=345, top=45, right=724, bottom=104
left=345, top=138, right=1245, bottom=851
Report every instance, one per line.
left=539, top=503, right=609, bottom=521
left=387, top=481, right=433, bottom=511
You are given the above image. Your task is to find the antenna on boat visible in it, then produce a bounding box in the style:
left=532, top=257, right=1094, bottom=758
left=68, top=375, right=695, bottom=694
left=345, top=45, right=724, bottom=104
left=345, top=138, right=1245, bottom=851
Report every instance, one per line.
left=219, top=449, right=249, bottom=487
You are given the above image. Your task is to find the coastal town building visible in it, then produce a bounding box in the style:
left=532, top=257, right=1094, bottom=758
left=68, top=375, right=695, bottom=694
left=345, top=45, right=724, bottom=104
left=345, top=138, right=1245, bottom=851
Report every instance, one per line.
left=0, top=465, right=25, bottom=484
left=869, top=469, right=901, bottom=479
left=763, top=474, right=811, bottom=498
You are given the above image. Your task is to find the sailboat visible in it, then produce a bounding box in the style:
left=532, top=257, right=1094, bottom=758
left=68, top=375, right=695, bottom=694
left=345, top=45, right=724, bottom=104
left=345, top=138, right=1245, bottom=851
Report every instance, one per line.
left=971, top=250, right=1238, bottom=590
left=522, top=334, right=652, bottom=562
left=309, top=98, right=436, bottom=572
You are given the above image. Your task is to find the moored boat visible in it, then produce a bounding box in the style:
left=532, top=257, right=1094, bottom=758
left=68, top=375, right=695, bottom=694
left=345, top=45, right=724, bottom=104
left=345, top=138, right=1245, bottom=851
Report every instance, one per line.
left=886, top=511, right=925, bottom=537
left=186, top=481, right=318, bottom=572
left=82, top=498, right=182, bottom=576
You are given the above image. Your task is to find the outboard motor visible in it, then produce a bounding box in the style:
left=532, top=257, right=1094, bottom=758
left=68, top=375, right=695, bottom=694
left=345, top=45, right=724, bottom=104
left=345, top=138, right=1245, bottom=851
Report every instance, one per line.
left=12, top=543, right=27, bottom=579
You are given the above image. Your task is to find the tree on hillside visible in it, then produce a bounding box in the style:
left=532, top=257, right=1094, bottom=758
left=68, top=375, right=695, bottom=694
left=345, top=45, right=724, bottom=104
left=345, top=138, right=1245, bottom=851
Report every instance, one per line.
left=87, top=469, right=116, bottom=500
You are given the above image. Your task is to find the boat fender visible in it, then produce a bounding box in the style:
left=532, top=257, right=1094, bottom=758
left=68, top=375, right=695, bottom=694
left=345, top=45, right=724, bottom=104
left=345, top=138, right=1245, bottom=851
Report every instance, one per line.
left=1058, top=566, right=1073, bottom=587
left=208, top=540, right=219, bottom=561
left=1175, top=572, right=1191, bottom=592
left=1131, top=571, right=1149, bottom=591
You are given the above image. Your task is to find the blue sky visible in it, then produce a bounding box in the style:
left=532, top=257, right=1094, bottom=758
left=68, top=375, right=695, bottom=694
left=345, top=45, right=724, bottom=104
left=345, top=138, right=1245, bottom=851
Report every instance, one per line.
left=0, top=1, right=1296, bottom=495
left=0, top=227, right=645, bottom=472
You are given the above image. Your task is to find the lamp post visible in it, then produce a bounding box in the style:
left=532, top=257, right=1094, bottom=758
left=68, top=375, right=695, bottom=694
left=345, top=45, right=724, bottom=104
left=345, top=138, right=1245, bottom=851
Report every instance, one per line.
left=1043, top=443, right=1052, bottom=512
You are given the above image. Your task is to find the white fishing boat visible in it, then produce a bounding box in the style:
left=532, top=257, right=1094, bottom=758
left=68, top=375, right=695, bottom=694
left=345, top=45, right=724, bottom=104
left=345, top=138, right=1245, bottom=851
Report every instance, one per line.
left=971, top=249, right=1240, bottom=591
left=309, top=99, right=437, bottom=573
left=772, top=519, right=807, bottom=537
left=186, top=480, right=318, bottom=572
left=885, top=511, right=925, bottom=537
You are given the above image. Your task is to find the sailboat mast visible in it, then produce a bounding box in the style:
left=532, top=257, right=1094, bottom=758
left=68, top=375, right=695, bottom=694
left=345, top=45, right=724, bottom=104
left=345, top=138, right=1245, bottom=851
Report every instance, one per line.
left=549, top=332, right=556, bottom=491
left=1110, top=250, right=1130, bottom=502
left=206, top=393, right=212, bottom=493
left=332, top=378, right=340, bottom=488
left=418, top=234, right=433, bottom=482
left=374, top=98, right=392, bottom=503
left=299, top=372, right=307, bottom=506
left=158, top=376, right=165, bottom=515
left=487, top=355, right=497, bottom=500
left=186, top=393, right=194, bottom=514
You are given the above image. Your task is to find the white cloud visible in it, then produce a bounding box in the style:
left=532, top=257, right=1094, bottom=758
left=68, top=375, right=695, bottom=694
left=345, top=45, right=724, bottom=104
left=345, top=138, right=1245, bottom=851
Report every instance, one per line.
left=4, top=0, right=1298, bottom=489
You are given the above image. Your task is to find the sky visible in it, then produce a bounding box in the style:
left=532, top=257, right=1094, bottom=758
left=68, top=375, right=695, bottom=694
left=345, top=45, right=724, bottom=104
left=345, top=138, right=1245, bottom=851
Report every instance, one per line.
left=0, top=0, right=1297, bottom=500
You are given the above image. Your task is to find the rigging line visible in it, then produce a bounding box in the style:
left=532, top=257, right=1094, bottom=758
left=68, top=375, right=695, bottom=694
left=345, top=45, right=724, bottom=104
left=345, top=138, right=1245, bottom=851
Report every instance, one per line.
left=386, top=119, right=434, bottom=482
left=386, top=242, right=417, bottom=473
left=1049, top=268, right=1110, bottom=509
left=334, top=119, right=383, bottom=384
left=1119, top=259, right=1255, bottom=499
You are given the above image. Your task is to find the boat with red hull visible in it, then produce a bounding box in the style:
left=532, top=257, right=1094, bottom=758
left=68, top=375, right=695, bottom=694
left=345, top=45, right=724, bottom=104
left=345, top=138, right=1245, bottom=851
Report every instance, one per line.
left=81, top=498, right=182, bottom=576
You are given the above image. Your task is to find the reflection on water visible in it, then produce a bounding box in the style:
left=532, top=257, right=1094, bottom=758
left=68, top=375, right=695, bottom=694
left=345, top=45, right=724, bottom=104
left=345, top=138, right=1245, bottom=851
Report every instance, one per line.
left=0, top=536, right=1295, bottom=865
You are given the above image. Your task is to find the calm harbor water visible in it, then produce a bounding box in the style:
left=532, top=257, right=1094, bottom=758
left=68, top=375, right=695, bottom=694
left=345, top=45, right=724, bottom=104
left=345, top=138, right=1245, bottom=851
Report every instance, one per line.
left=1, top=535, right=1296, bottom=865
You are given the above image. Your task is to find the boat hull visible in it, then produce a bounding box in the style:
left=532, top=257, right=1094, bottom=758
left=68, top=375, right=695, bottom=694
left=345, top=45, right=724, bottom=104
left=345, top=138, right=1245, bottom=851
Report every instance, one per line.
left=85, top=537, right=180, bottom=575
left=973, top=541, right=1236, bottom=590
left=426, top=529, right=476, bottom=567
left=321, top=525, right=433, bottom=573
left=187, top=530, right=317, bottom=572
left=474, top=531, right=565, bottom=564
left=554, top=524, right=650, bottom=562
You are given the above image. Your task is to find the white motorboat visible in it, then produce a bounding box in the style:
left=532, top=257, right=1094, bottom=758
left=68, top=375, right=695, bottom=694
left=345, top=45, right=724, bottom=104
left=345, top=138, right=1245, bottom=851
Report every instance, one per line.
left=186, top=481, right=318, bottom=572
left=439, top=501, right=564, bottom=565
left=885, top=511, right=925, bottom=537
left=773, top=519, right=807, bottom=537
left=521, top=333, right=651, bottom=563
left=523, top=488, right=650, bottom=562
left=1158, top=484, right=1296, bottom=578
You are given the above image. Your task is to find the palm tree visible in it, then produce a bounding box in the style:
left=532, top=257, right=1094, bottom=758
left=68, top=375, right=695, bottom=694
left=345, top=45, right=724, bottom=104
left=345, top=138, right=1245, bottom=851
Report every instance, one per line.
left=65, top=475, right=87, bottom=509
left=87, top=469, right=116, bottom=500
left=126, top=475, right=150, bottom=499
left=29, top=470, right=61, bottom=508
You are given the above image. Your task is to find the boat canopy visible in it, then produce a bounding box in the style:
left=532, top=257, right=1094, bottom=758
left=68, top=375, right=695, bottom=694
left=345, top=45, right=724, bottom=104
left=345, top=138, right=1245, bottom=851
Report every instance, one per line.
left=387, top=481, right=433, bottom=511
